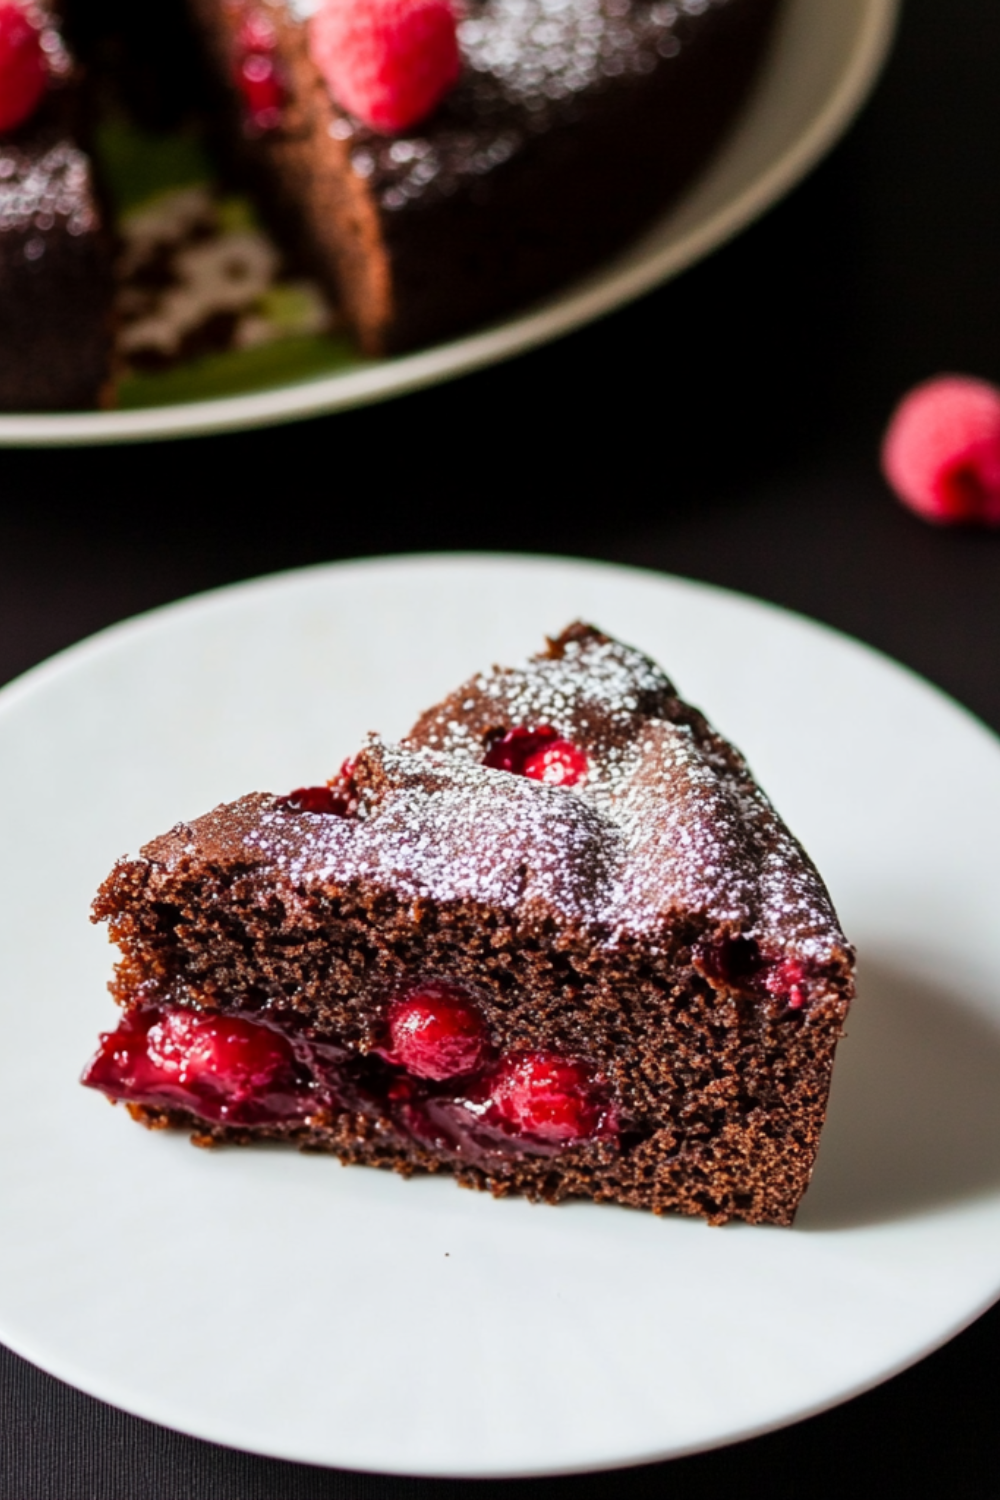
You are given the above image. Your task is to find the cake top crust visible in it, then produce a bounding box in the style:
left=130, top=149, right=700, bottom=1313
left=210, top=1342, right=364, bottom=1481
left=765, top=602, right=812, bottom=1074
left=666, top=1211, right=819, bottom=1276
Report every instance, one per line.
left=0, top=135, right=99, bottom=240
left=277, top=0, right=770, bottom=213
left=139, top=624, right=850, bottom=970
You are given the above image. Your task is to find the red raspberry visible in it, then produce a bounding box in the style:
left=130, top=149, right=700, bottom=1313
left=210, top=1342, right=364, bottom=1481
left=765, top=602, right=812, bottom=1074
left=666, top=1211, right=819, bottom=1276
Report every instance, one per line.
left=232, top=7, right=285, bottom=131
left=522, top=738, right=588, bottom=786
left=309, top=0, right=460, bottom=134
left=82, top=1007, right=310, bottom=1123
left=236, top=51, right=285, bottom=131
left=279, top=757, right=360, bottom=817
left=383, top=982, right=489, bottom=1080
left=238, top=8, right=278, bottom=51
left=280, top=785, right=340, bottom=814
left=881, top=375, right=1000, bottom=525
left=487, top=1051, right=606, bottom=1145
left=0, top=4, right=47, bottom=135
left=484, top=725, right=588, bottom=786
left=767, top=958, right=808, bottom=1011
left=144, top=1010, right=294, bottom=1097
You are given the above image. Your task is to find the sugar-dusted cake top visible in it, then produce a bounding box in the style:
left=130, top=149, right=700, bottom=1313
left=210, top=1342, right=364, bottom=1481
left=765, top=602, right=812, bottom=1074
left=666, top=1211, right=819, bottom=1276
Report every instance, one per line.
left=272, top=0, right=776, bottom=212
left=140, top=625, right=850, bottom=977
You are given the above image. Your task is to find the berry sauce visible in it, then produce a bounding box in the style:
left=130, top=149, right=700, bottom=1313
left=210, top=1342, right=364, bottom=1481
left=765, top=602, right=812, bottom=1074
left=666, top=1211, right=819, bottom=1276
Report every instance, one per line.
left=483, top=725, right=588, bottom=786
left=83, top=980, right=618, bottom=1165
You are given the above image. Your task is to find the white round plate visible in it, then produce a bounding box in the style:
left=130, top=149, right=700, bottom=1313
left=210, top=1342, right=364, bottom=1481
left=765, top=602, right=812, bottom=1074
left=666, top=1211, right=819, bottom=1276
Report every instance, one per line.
left=2, top=553, right=999, bottom=1478
left=0, top=0, right=898, bottom=445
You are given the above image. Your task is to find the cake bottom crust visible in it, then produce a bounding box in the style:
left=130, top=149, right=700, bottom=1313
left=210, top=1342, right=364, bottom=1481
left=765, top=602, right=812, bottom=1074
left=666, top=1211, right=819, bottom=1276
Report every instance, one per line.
left=120, top=1098, right=813, bottom=1227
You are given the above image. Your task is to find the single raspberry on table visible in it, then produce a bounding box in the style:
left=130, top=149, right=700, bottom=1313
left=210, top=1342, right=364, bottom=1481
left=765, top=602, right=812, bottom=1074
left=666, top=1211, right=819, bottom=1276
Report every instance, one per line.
left=309, top=0, right=461, bottom=134
left=881, top=375, right=1000, bottom=525
left=0, top=4, right=48, bottom=135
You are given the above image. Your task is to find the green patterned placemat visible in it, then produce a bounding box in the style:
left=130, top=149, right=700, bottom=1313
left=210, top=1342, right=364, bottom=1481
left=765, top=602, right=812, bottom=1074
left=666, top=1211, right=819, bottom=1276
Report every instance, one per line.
left=96, top=116, right=367, bottom=408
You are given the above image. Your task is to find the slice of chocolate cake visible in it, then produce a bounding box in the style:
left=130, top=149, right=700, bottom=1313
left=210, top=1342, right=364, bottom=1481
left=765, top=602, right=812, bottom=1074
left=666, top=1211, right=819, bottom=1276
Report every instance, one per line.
left=185, top=0, right=780, bottom=355
left=83, top=624, right=854, bottom=1226
left=0, top=3, right=115, bottom=411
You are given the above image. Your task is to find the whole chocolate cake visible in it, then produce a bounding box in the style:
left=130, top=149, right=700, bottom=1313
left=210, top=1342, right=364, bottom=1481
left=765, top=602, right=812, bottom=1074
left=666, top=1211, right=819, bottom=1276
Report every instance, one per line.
left=192, top=0, right=780, bottom=354
left=84, top=624, right=854, bottom=1226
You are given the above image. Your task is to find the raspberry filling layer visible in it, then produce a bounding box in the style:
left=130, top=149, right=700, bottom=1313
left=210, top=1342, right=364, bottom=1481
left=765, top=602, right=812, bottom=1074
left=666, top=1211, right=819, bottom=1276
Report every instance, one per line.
left=83, top=982, right=618, bottom=1164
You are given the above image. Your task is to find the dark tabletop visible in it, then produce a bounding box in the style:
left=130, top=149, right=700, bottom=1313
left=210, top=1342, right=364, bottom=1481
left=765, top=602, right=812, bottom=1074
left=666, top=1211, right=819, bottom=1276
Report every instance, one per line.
left=4, top=0, right=1000, bottom=1493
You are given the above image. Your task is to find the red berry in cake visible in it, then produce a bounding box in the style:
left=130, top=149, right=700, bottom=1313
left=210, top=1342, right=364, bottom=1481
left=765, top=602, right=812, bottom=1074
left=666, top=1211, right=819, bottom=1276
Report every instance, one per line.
left=309, top=0, right=461, bottom=134
left=288, top=785, right=329, bottom=812
left=82, top=1006, right=311, bottom=1123
left=235, top=53, right=285, bottom=132
left=484, top=725, right=554, bottom=774
left=383, top=982, right=490, bottom=1080
left=767, top=958, right=808, bottom=1010
left=881, top=375, right=1000, bottom=525
left=329, top=755, right=361, bottom=815
left=279, top=760, right=359, bottom=816
left=484, top=725, right=588, bottom=785
left=0, top=4, right=48, bottom=135
left=281, top=785, right=340, bottom=814
left=238, top=8, right=278, bottom=51
left=522, top=738, right=588, bottom=787
left=487, top=1051, right=607, bottom=1144
left=145, top=1009, right=295, bottom=1097
left=232, top=8, right=285, bottom=131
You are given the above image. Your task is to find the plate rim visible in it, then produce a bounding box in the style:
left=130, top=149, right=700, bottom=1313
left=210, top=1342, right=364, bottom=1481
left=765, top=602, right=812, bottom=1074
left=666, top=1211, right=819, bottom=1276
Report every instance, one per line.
left=0, top=0, right=900, bottom=447
left=3, top=552, right=1000, bottom=1477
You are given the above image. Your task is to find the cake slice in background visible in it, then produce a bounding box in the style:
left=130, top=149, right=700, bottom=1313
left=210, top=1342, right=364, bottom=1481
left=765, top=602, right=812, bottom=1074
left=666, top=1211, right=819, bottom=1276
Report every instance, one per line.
left=0, top=2, right=115, bottom=410
left=84, top=624, right=854, bottom=1227
left=185, top=0, right=781, bottom=355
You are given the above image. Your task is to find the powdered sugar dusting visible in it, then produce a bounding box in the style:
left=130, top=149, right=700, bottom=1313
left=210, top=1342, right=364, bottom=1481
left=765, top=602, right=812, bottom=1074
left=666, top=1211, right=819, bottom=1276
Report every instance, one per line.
left=0, top=140, right=97, bottom=239
left=224, top=626, right=848, bottom=968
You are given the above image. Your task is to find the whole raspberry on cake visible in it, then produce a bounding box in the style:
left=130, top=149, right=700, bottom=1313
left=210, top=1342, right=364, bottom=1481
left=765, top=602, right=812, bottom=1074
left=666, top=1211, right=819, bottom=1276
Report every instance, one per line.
left=83, top=624, right=854, bottom=1226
